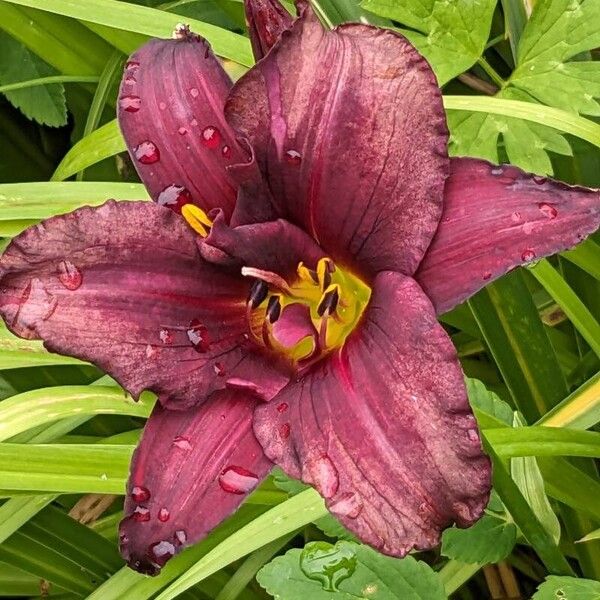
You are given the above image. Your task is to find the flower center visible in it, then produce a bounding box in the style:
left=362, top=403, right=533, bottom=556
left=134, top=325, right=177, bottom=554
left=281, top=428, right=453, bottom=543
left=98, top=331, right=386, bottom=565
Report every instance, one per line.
left=244, top=257, right=371, bottom=368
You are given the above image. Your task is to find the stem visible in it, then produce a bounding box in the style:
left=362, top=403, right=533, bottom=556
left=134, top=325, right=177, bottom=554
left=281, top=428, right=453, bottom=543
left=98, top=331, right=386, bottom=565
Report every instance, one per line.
left=486, top=33, right=506, bottom=50
left=477, top=56, right=506, bottom=89
left=458, top=73, right=498, bottom=95
left=0, top=76, right=100, bottom=94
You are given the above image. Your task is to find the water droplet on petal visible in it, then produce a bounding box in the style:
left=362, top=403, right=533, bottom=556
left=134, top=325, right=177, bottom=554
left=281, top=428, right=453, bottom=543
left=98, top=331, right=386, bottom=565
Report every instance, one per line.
left=145, top=344, right=157, bottom=358
left=178, top=127, right=188, bottom=136
left=491, top=167, right=503, bottom=176
left=175, top=530, right=187, bottom=545
left=511, top=211, right=521, bottom=223
left=213, top=362, right=226, bottom=377
left=149, top=540, right=175, bottom=566
left=279, top=423, right=291, bottom=439
left=119, top=95, right=141, bottom=113
left=201, top=126, right=221, bottom=149
left=132, top=506, right=150, bottom=522
left=483, top=271, right=492, bottom=281
left=159, top=102, right=167, bottom=111
left=191, top=118, right=198, bottom=127
left=532, top=175, right=547, bottom=185
left=190, top=88, right=199, bottom=98
left=285, top=150, right=302, bottom=165
left=300, top=541, right=357, bottom=592
left=306, top=455, right=339, bottom=499
left=521, top=248, right=537, bottom=262
left=173, top=435, right=192, bottom=450
left=329, top=493, right=363, bottom=519
left=218, top=465, right=259, bottom=494
left=134, top=141, right=160, bottom=164
left=159, top=328, right=173, bottom=344
left=158, top=508, right=170, bottom=522
left=157, top=184, right=192, bottom=213
left=538, top=202, right=558, bottom=219
left=221, top=145, right=231, bottom=159
left=57, top=260, right=82, bottom=290
left=276, top=402, right=288, bottom=413
left=132, top=486, right=151, bottom=502
left=187, top=319, right=211, bottom=352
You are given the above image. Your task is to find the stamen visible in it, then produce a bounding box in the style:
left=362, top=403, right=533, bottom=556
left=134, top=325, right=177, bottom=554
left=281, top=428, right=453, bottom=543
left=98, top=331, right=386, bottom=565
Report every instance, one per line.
left=297, top=262, right=318, bottom=284
left=316, top=258, right=334, bottom=290
left=266, top=295, right=282, bottom=323
left=317, top=284, right=340, bottom=317
left=247, top=279, right=268, bottom=308
left=181, top=204, right=213, bottom=237
left=241, top=267, right=294, bottom=296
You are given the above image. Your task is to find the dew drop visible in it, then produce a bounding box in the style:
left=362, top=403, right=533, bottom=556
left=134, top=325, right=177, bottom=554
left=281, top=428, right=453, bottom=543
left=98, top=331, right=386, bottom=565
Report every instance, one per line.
left=178, top=126, right=188, bottom=136
left=149, top=540, right=175, bottom=566
left=132, top=506, right=150, bottom=522
left=538, top=202, right=558, bottom=219
left=329, top=493, right=363, bottom=519
left=173, top=435, right=192, bottom=450
left=521, top=248, right=537, bottom=262
left=57, top=260, right=83, bottom=290
left=174, top=530, right=187, bottom=545
left=190, top=87, right=200, bottom=98
left=285, top=149, right=302, bottom=165
left=158, top=508, right=170, bottom=522
left=145, top=344, right=157, bottom=358
left=532, top=175, right=547, bottom=185
left=221, top=145, right=232, bottom=159
left=483, top=271, right=492, bottom=281
left=131, top=486, right=151, bottom=502
left=159, top=101, right=167, bottom=111
left=218, top=465, right=259, bottom=494
left=157, top=184, right=192, bottom=213
left=307, top=455, right=339, bottom=499
left=490, top=167, right=503, bottom=176
left=201, top=126, right=221, bottom=149
left=213, top=362, right=226, bottom=377
left=276, top=402, right=288, bottom=413
left=191, top=118, right=198, bottom=127
left=119, top=95, right=141, bottom=113
left=511, top=211, right=521, bottom=223
left=187, top=319, right=211, bottom=352
left=134, top=141, right=160, bottom=164
left=279, top=422, right=291, bottom=439
left=299, top=541, right=357, bottom=592
left=159, top=328, right=174, bottom=345
left=522, top=221, right=535, bottom=235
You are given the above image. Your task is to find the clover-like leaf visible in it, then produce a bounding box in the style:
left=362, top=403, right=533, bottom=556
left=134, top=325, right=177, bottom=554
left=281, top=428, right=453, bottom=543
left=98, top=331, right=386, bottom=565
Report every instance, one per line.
left=361, top=0, right=496, bottom=85
left=257, top=541, right=446, bottom=599
left=0, top=32, right=67, bottom=127
left=532, top=575, right=600, bottom=599
left=441, top=514, right=517, bottom=565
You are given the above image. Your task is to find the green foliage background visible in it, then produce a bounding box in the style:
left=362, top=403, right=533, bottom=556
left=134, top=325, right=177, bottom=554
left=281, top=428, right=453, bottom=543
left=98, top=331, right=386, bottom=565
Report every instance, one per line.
left=0, top=0, right=599, bottom=598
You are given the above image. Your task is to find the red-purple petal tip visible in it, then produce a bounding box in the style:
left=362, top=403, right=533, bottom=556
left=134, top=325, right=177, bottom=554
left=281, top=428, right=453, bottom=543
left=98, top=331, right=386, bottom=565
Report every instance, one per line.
left=244, top=0, right=294, bottom=61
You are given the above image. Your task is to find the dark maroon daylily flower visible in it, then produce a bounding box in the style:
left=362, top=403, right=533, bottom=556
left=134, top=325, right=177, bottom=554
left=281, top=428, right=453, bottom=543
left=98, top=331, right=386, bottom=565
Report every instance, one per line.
left=1, top=0, right=599, bottom=575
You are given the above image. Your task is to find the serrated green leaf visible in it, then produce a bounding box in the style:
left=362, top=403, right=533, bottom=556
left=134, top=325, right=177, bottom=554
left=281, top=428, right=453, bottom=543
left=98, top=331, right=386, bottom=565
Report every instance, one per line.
left=441, top=515, right=517, bottom=565
left=257, top=541, right=446, bottom=599
left=532, top=575, right=600, bottom=599
left=510, top=0, right=600, bottom=117
left=466, top=377, right=514, bottom=428
left=0, top=31, right=66, bottom=126
left=361, top=0, right=496, bottom=85
left=511, top=413, right=561, bottom=545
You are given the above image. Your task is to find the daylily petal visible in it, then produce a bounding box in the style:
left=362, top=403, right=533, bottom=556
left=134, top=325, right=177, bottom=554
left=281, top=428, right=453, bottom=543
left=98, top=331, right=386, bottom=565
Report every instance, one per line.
left=0, top=201, right=288, bottom=409
left=416, top=158, right=600, bottom=314
left=254, top=271, right=491, bottom=556
left=225, top=3, right=449, bottom=277
left=200, top=212, right=325, bottom=277
left=244, top=0, right=293, bottom=60
left=118, top=35, right=249, bottom=219
left=120, top=391, right=272, bottom=574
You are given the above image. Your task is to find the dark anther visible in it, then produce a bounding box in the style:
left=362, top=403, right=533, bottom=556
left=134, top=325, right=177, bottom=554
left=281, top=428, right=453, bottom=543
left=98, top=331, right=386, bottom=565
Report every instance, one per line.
left=266, top=295, right=282, bottom=323
left=248, top=279, right=268, bottom=308
left=317, top=286, right=340, bottom=317
left=322, top=269, right=332, bottom=290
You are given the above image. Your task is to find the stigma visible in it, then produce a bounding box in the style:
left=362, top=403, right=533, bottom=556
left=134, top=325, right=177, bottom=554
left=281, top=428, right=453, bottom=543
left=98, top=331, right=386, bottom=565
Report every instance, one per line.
left=244, top=257, right=371, bottom=366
